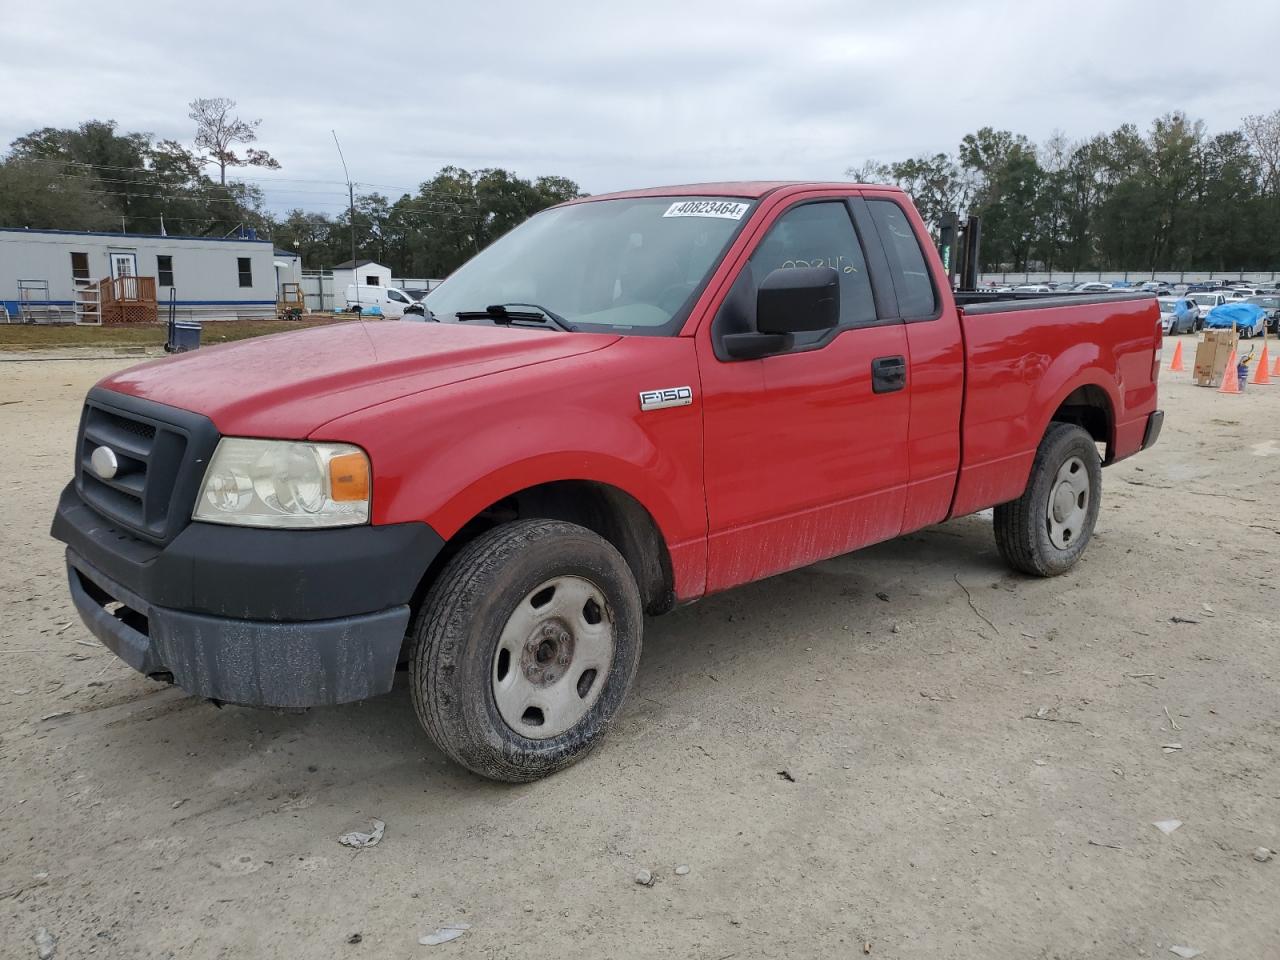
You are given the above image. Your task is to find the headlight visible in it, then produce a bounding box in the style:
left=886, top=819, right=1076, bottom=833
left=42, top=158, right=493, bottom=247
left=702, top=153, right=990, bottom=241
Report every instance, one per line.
left=194, top=438, right=370, bottom=528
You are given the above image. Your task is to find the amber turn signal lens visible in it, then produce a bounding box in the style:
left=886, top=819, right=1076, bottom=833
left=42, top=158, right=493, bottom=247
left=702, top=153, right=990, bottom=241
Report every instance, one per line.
left=328, top=452, right=370, bottom=502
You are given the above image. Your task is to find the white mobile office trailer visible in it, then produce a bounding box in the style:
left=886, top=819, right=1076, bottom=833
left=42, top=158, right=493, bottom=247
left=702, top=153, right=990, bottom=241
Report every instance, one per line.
left=0, top=227, right=291, bottom=322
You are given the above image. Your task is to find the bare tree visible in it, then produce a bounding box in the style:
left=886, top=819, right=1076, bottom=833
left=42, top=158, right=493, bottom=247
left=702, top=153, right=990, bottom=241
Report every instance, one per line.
left=1241, top=109, right=1280, bottom=194
left=844, top=159, right=892, bottom=183
left=189, top=97, right=280, bottom=185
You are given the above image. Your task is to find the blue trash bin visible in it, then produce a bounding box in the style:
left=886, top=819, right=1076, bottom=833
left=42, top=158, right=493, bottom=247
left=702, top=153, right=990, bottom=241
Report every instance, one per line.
left=170, top=320, right=201, bottom=353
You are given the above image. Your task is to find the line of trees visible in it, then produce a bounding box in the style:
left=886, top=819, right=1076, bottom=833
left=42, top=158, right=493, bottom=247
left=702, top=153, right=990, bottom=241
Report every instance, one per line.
left=0, top=106, right=583, bottom=280
left=3, top=107, right=1276, bottom=278
left=270, top=168, right=583, bottom=279
left=850, top=111, right=1280, bottom=273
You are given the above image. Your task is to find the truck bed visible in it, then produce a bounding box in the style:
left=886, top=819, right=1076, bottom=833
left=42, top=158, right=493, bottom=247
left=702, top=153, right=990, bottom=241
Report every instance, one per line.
left=950, top=292, right=1160, bottom=518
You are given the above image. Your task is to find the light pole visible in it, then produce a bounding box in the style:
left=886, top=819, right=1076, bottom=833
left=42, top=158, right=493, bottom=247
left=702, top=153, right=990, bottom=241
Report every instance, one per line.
left=332, top=130, right=358, bottom=311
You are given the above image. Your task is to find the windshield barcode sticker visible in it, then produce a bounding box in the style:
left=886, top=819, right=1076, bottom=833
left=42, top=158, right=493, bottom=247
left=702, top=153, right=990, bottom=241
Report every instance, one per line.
left=662, top=200, right=750, bottom=220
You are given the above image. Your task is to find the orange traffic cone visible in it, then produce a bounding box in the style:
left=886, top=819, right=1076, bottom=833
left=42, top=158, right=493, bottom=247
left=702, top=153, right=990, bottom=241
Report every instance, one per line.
left=1273, top=350, right=1280, bottom=378
left=1168, top=340, right=1184, bottom=372
left=1218, top=350, right=1241, bottom=394
left=1251, top=343, right=1272, bottom=384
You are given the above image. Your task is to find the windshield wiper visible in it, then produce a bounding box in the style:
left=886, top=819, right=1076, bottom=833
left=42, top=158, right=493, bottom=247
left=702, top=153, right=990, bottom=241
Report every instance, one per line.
left=454, top=303, right=576, bottom=332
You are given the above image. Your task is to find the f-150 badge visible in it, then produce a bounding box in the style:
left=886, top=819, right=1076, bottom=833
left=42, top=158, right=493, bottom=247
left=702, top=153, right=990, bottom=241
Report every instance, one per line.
left=639, top=386, right=693, bottom=411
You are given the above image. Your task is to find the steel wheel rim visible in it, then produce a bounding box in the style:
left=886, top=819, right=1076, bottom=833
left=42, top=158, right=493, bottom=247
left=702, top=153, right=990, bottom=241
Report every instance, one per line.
left=1046, top=455, right=1089, bottom=550
left=491, top=575, right=615, bottom=740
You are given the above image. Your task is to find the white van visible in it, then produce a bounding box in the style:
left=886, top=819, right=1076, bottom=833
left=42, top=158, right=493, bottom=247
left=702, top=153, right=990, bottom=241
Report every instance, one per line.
left=343, top=284, right=416, bottom=318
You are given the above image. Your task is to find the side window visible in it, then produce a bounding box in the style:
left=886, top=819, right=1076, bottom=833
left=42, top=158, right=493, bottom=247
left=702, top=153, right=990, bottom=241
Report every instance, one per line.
left=237, top=257, right=253, bottom=288
left=867, top=199, right=938, bottom=319
left=749, top=201, right=877, bottom=331
left=156, top=255, right=174, bottom=287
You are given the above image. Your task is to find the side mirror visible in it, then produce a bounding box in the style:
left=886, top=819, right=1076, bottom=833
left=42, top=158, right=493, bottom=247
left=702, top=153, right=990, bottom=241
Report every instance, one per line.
left=719, top=265, right=842, bottom=360
left=756, top=266, right=841, bottom=335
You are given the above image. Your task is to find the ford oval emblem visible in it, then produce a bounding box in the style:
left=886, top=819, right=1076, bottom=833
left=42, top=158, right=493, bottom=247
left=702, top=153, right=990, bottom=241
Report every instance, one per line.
left=90, top=445, right=119, bottom=480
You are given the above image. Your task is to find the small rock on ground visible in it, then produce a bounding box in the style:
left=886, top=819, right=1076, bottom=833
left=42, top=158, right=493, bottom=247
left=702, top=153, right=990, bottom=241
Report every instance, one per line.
left=34, top=928, right=56, bottom=960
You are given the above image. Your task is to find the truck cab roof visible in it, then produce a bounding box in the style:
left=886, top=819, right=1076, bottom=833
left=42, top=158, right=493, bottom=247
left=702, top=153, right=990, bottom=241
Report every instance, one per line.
left=564, top=181, right=899, bottom=205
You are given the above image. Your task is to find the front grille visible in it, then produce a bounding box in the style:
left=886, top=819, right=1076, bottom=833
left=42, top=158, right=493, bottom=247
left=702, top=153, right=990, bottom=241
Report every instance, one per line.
left=75, top=389, right=220, bottom=545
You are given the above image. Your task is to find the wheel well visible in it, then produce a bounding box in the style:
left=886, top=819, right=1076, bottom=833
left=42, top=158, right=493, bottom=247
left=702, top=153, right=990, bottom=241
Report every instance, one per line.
left=1051, top=385, right=1115, bottom=461
left=412, top=481, right=676, bottom=620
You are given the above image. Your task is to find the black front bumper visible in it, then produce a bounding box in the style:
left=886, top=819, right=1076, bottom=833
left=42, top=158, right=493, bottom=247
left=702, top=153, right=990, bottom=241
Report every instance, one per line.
left=52, top=484, right=443, bottom=707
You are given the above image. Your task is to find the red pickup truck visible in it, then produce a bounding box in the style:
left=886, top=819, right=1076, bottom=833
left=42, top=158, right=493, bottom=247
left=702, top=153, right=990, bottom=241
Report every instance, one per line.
left=52, top=182, right=1163, bottom=781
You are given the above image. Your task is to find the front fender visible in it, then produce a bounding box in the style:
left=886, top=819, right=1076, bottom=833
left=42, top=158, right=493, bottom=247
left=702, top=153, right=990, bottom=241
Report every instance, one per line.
left=311, top=337, right=707, bottom=595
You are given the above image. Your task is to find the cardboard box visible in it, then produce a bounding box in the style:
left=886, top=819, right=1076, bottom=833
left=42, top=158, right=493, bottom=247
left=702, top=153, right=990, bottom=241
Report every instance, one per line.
left=1193, top=329, right=1239, bottom=387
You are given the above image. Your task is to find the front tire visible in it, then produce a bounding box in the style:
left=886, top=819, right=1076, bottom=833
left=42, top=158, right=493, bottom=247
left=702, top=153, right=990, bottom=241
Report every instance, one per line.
left=409, top=519, right=644, bottom=782
left=993, top=423, right=1102, bottom=577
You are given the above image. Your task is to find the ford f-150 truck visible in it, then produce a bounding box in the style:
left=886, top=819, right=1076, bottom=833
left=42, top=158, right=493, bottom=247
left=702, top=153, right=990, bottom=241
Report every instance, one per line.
left=52, top=182, right=1164, bottom=781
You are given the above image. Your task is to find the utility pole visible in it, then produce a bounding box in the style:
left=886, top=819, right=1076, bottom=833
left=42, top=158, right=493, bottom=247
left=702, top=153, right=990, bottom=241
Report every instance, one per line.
left=332, top=130, right=359, bottom=311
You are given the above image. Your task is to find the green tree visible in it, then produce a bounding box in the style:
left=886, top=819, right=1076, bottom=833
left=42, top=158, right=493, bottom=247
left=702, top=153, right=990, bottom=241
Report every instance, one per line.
left=0, top=159, right=116, bottom=230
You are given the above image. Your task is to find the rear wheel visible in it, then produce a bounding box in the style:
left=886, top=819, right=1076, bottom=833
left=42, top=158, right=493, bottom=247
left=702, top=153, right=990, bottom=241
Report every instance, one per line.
left=993, top=423, right=1102, bottom=577
left=409, top=519, right=643, bottom=782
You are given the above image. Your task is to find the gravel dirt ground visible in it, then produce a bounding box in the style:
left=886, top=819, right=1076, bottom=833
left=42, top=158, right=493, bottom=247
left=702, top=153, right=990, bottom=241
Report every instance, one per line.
left=1, top=339, right=1277, bottom=959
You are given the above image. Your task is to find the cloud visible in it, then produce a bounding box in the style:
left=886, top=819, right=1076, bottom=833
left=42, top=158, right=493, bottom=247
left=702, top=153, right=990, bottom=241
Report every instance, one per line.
left=1, top=0, right=1275, bottom=212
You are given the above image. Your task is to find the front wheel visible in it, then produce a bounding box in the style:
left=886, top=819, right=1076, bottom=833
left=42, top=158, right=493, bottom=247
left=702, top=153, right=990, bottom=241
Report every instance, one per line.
left=409, top=519, right=643, bottom=782
left=993, top=423, right=1102, bottom=577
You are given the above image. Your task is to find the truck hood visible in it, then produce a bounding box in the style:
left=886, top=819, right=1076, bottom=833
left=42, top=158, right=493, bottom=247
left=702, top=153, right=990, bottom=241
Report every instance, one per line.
left=98, top=321, right=620, bottom=437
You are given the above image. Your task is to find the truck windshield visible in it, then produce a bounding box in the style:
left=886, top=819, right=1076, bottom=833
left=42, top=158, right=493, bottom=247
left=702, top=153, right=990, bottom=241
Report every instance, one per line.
left=423, top=196, right=754, bottom=335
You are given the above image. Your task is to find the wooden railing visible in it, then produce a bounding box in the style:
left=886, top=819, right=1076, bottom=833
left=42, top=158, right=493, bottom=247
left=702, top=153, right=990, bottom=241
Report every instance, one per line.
left=98, top=275, right=158, bottom=324
left=99, top=275, right=157, bottom=305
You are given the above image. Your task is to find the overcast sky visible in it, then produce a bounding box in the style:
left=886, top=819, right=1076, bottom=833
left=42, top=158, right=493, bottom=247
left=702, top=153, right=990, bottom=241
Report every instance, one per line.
left=3, top=0, right=1276, bottom=212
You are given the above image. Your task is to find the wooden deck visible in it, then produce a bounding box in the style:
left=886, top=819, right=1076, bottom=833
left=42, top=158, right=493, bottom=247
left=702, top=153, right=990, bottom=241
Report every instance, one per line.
left=100, top=276, right=157, bottom=325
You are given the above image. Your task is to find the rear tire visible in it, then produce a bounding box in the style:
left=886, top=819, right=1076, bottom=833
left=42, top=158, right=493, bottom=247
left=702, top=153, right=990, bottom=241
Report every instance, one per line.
left=409, top=519, right=643, bottom=782
left=993, top=423, right=1102, bottom=577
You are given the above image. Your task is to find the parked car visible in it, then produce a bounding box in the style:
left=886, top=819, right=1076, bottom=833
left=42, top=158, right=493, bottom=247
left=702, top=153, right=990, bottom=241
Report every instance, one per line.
left=1205, top=302, right=1267, bottom=338
left=1245, top=294, right=1280, bottom=334
left=343, top=283, right=417, bottom=318
left=1227, top=286, right=1267, bottom=300
left=1140, top=281, right=1172, bottom=294
left=1189, top=292, right=1231, bottom=326
left=1074, top=282, right=1113, bottom=293
left=1157, top=297, right=1198, bottom=334
left=50, top=181, right=1163, bottom=781
left=1013, top=284, right=1053, bottom=293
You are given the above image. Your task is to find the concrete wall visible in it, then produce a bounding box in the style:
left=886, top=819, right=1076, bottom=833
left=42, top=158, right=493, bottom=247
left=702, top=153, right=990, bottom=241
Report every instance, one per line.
left=980, top=269, right=1280, bottom=286
left=0, top=228, right=279, bottom=321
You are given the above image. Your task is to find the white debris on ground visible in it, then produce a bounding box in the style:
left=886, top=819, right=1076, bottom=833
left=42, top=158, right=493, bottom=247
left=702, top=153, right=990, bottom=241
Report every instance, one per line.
left=418, top=923, right=471, bottom=946
left=338, top=818, right=385, bottom=849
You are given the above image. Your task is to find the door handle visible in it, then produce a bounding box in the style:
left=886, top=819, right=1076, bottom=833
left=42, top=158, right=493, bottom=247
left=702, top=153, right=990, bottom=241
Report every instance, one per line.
left=871, top=355, right=907, bottom=394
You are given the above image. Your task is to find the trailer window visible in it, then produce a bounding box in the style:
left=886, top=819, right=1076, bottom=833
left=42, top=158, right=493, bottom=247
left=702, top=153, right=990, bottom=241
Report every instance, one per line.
left=70, top=252, right=89, bottom=283
left=157, top=255, right=174, bottom=287
left=867, top=200, right=938, bottom=319
left=365, top=275, right=381, bottom=286
left=749, top=201, right=877, bottom=333
left=237, top=258, right=253, bottom=288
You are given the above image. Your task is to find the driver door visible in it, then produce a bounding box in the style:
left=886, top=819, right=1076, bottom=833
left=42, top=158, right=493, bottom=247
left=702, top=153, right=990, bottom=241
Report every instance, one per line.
left=696, top=197, right=911, bottom=593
